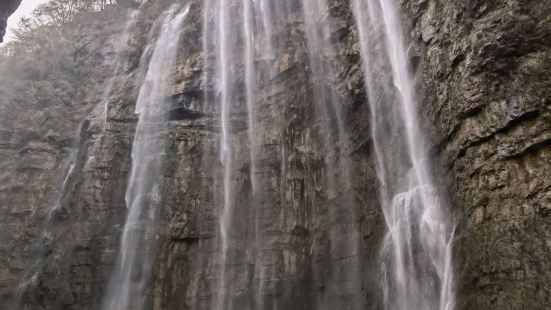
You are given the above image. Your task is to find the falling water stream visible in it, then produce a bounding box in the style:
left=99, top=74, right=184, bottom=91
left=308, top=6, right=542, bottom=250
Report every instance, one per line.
left=7, top=8, right=140, bottom=310
left=202, top=0, right=453, bottom=308
left=352, top=0, right=454, bottom=309
left=209, top=0, right=234, bottom=307
left=301, top=0, right=361, bottom=308
left=203, top=0, right=364, bottom=308
left=101, top=4, right=190, bottom=310
left=8, top=123, right=84, bottom=310
left=5, top=0, right=455, bottom=309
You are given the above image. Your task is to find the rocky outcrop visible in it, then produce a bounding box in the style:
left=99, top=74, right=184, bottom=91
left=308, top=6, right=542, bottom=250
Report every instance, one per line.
left=0, top=0, right=21, bottom=42
left=0, top=0, right=549, bottom=309
left=0, top=0, right=380, bottom=308
left=402, top=0, right=551, bottom=308
left=0, top=4, right=149, bottom=308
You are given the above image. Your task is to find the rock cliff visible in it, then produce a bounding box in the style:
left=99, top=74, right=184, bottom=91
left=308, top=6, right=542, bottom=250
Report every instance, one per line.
left=0, top=0, right=21, bottom=42
left=402, top=1, right=551, bottom=308
left=0, top=0, right=549, bottom=309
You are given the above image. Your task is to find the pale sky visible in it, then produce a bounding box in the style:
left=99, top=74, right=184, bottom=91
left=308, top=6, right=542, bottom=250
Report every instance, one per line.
left=2, top=0, right=51, bottom=43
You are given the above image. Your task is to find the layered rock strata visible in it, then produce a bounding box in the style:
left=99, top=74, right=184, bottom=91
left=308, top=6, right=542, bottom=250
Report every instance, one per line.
left=0, top=0, right=548, bottom=309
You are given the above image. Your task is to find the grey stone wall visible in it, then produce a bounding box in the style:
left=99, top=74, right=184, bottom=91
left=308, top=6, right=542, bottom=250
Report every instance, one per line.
left=402, top=0, right=551, bottom=308
left=0, top=0, right=549, bottom=309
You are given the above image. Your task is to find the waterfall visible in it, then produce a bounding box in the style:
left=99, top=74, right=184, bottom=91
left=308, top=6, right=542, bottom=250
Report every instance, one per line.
left=203, top=0, right=363, bottom=308
left=2, top=0, right=542, bottom=308
left=101, top=4, right=190, bottom=310
left=207, top=0, right=235, bottom=307
left=203, top=0, right=257, bottom=307
left=301, top=0, right=362, bottom=308
left=7, top=8, right=140, bottom=308
left=352, top=0, right=455, bottom=309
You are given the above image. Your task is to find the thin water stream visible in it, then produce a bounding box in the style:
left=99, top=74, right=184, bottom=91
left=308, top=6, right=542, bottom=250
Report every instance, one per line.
left=7, top=9, right=140, bottom=308
left=101, top=5, right=190, bottom=310
left=352, top=0, right=455, bottom=309
left=0, top=0, right=462, bottom=309
left=8, top=127, right=81, bottom=310
left=301, top=0, right=362, bottom=308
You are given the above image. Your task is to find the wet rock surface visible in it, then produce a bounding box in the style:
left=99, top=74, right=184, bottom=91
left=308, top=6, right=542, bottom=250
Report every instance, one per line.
left=402, top=0, right=551, bottom=309
left=0, top=0, right=20, bottom=42
left=0, top=0, right=549, bottom=309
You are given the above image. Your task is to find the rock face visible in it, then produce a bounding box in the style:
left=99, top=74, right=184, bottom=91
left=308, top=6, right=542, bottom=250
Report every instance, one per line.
left=0, top=0, right=549, bottom=309
left=0, top=0, right=20, bottom=42
left=401, top=1, right=551, bottom=308
left=0, top=4, right=149, bottom=308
